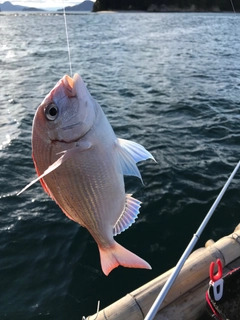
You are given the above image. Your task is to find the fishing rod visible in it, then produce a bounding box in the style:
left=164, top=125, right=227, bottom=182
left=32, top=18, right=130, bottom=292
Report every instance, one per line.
left=144, top=160, right=240, bottom=320
left=229, top=0, right=236, bottom=13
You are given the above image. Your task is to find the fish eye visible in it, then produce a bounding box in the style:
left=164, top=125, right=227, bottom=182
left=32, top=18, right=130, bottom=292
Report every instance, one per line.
left=45, top=103, right=58, bottom=121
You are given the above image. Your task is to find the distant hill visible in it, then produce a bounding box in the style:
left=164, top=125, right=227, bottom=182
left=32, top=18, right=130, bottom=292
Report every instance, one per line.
left=0, top=0, right=44, bottom=11
left=0, top=1, right=26, bottom=11
left=60, top=1, right=94, bottom=11
left=0, top=1, right=94, bottom=12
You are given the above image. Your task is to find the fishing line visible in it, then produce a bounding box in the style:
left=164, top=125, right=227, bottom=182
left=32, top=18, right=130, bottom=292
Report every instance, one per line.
left=63, top=4, right=73, bottom=77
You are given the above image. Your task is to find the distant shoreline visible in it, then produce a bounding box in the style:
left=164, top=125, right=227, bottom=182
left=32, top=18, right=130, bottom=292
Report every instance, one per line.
left=0, top=8, right=239, bottom=15
left=96, top=9, right=239, bottom=13
left=95, top=4, right=239, bottom=13
left=0, top=11, right=92, bottom=15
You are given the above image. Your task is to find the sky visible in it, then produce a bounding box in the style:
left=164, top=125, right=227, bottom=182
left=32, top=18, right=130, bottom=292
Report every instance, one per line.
left=9, top=0, right=94, bottom=9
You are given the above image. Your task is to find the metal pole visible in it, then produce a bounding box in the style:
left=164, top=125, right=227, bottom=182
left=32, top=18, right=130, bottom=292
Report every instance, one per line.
left=144, top=160, right=240, bottom=320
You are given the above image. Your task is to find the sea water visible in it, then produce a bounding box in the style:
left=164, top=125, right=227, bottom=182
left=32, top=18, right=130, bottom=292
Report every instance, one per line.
left=0, top=12, right=240, bottom=319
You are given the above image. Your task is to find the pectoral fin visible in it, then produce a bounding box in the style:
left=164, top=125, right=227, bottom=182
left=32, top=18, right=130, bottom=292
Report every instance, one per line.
left=17, top=141, right=91, bottom=195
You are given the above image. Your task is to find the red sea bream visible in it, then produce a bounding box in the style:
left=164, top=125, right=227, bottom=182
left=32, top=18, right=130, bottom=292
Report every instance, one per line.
left=19, top=73, right=154, bottom=275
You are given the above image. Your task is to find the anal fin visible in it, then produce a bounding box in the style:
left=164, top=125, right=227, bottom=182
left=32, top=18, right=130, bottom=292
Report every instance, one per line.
left=113, top=194, right=141, bottom=236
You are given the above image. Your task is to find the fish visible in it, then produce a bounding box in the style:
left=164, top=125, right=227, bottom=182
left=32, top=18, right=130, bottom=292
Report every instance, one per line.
left=18, top=73, right=155, bottom=275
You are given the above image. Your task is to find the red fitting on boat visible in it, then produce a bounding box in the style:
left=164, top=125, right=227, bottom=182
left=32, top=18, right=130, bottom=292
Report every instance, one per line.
left=210, top=259, right=223, bottom=282
left=209, top=259, right=224, bottom=301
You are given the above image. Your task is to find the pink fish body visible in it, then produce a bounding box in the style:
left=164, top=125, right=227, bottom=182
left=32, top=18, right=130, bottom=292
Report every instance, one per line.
left=19, top=74, right=154, bottom=275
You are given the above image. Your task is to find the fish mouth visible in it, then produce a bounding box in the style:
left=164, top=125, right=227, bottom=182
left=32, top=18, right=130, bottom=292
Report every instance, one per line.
left=61, top=122, right=81, bottom=130
left=59, top=121, right=93, bottom=143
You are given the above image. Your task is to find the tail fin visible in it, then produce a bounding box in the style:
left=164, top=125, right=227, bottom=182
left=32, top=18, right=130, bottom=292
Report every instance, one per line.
left=99, top=241, right=151, bottom=276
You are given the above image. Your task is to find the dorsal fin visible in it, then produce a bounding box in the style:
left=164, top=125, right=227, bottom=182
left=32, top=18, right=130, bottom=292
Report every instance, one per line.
left=115, top=138, right=155, bottom=183
left=115, top=141, right=142, bottom=181
left=113, top=194, right=141, bottom=236
left=118, top=138, right=155, bottom=163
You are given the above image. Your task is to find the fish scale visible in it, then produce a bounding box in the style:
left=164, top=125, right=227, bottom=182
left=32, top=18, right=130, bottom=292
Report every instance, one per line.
left=44, top=140, right=124, bottom=245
